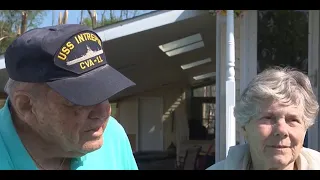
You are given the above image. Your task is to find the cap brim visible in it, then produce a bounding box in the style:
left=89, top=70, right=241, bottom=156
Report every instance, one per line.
left=47, top=65, right=135, bottom=106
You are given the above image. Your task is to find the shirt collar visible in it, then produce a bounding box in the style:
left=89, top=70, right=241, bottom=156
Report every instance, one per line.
left=0, top=98, right=37, bottom=169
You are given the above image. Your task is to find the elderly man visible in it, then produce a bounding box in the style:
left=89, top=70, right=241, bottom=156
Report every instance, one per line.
left=207, top=67, right=320, bottom=170
left=0, top=24, right=138, bottom=170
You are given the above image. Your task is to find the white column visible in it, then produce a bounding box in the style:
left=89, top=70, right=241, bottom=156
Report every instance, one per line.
left=225, top=10, right=236, bottom=157
left=239, top=10, right=258, bottom=144
left=215, top=13, right=221, bottom=162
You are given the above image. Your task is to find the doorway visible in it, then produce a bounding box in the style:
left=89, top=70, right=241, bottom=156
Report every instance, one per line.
left=189, top=85, right=216, bottom=140
left=138, top=97, right=164, bottom=151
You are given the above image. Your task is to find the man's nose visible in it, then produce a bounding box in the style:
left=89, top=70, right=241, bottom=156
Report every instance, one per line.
left=88, top=100, right=110, bottom=119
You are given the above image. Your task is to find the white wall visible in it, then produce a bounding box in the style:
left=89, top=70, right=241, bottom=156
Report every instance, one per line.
left=117, top=86, right=187, bottom=152
left=118, top=98, right=139, bottom=151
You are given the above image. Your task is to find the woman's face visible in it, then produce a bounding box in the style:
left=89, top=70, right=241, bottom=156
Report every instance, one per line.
left=243, top=101, right=307, bottom=170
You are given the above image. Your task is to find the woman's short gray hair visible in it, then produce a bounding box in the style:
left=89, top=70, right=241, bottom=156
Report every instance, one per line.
left=235, top=66, right=319, bottom=129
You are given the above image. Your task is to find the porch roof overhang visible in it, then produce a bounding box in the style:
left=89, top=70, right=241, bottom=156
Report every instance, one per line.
left=0, top=10, right=217, bottom=101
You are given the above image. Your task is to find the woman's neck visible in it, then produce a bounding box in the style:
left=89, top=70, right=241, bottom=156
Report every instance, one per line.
left=250, top=153, right=296, bottom=170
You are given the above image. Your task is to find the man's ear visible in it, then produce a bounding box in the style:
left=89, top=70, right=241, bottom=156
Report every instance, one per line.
left=12, top=91, right=34, bottom=120
left=108, top=104, right=112, bottom=116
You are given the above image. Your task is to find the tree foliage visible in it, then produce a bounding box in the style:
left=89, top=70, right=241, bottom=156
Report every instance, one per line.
left=83, top=10, right=143, bottom=29
left=257, top=10, right=309, bottom=73
left=209, top=10, right=244, bottom=18
left=0, top=10, right=145, bottom=55
left=0, top=10, right=47, bottom=54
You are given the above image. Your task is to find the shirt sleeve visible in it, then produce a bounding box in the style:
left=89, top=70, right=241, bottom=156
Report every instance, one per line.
left=121, top=131, right=139, bottom=170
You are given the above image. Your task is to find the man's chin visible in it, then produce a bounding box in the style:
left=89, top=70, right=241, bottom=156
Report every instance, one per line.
left=79, top=137, right=104, bottom=153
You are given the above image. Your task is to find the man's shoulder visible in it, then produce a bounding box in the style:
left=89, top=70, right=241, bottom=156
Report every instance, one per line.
left=101, top=116, right=132, bottom=152
left=0, top=134, right=14, bottom=169
left=104, top=116, right=127, bottom=139
left=81, top=116, right=137, bottom=170
left=0, top=102, right=15, bottom=169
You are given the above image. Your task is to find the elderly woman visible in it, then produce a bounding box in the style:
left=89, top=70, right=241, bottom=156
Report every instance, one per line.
left=207, top=67, right=320, bottom=170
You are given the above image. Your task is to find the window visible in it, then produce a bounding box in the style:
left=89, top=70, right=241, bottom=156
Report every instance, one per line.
left=189, top=84, right=215, bottom=140
left=202, top=103, right=215, bottom=139
left=110, top=103, right=118, bottom=118
left=192, top=85, right=215, bottom=97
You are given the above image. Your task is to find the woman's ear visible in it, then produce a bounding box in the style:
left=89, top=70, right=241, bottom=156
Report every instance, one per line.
left=241, top=126, right=248, bottom=142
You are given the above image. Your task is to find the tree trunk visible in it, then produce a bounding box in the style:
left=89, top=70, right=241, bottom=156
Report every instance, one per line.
left=62, top=10, right=68, bottom=24
left=52, top=10, right=55, bottom=25
left=87, top=10, right=97, bottom=29
left=20, top=11, right=28, bottom=35
left=101, top=10, right=106, bottom=25
left=79, top=10, right=84, bottom=24
left=0, top=36, right=8, bottom=42
left=57, top=10, right=68, bottom=25
left=58, top=12, right=62, bottom=25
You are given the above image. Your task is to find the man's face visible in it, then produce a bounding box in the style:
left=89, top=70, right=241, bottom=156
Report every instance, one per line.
left=31, top=87, right=111, bottom=156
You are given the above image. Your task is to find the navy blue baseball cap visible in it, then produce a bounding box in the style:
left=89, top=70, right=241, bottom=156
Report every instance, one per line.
left=4, top=24, right=135, bottom=106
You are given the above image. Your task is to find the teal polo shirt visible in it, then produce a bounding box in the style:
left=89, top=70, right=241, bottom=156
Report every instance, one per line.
left=0, top=99, right=138, bottom=170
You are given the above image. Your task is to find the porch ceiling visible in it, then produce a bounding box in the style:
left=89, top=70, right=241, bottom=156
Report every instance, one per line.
left=104, top=13, right=216, bottom=101
left=0, top=11, right=217, bottom=102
